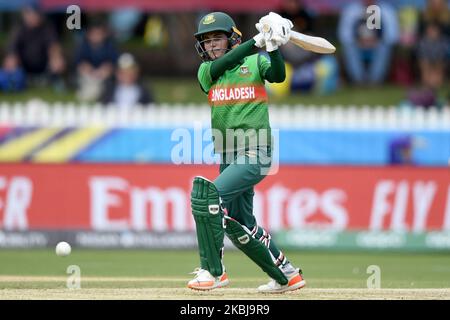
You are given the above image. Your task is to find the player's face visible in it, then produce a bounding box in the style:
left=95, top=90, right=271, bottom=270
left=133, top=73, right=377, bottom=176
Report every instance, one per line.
left=202, top=32, right=228, bottom=60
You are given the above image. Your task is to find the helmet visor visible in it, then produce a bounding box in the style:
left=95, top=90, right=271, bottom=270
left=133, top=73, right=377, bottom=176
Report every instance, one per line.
left=195, top=36, right=231, bottom=61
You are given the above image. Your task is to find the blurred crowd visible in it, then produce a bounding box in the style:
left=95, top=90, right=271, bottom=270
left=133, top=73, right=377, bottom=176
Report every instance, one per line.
left=277, top=0, right=449, bottom=108
left=0, top=0, right=448, bottom=108
left=0, top=3, right=153, bottom=108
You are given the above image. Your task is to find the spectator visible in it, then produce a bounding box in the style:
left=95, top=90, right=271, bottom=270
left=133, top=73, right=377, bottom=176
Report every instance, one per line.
left=278, top=0, right=316, bottom=91
left=414, top=23, right=448, bottom=106
left=338, top=0, right=399, bottom=85
left=75, top=19, right=119, bottom=102
left=0, top=54, right=26, bottom=92
left=279, top=0, right=314, bottom=34
left=389, top=135, right=414, bottom=165
left=278, top=0, right=338, bottom=95
left=100, top=53, right=153, bottom=108
left=417, top=0, right=449, bottom=92
left=391, top=5, right=420, bottom=86
left=388, top=135, right=426, bottom=165
left=404, top=0, right=449, bottom=109
left=405, top=85, right=439, bottom=108
left=419, top=0, right=450, bottom=37
left=3, top=4, right=65, bottom=90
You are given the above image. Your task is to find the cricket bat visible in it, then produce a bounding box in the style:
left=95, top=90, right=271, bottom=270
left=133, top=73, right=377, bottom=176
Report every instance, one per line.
left=260, top=21, right=336, bottom=54
left=289, top=30, right=336, bottom=54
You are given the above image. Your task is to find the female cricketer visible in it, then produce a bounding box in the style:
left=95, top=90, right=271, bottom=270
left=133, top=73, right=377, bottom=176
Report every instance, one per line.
left=188, top=12, right=305, bottom=293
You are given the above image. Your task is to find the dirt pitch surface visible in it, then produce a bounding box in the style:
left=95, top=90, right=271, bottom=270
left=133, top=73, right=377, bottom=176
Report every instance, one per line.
left=0, top=276, right=449, bottom=300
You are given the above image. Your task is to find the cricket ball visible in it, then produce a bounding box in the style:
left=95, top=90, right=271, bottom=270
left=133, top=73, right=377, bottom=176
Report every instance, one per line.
left=55, top=241, right=71, bottom=257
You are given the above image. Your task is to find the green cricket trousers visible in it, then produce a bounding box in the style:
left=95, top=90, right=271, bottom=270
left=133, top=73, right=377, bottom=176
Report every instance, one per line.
left=213, top=147, right=286, bottom=264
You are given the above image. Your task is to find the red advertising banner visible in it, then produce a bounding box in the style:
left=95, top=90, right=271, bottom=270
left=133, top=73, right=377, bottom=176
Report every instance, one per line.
left=0, top=164, right=449, bottom=232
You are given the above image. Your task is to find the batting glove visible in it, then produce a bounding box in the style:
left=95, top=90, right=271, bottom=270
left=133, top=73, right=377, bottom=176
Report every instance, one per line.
left=253, top=32, right=265, bottom=48
left=255, top=22, right=278, bottom=52
left=258, top=12, right=293, bottom=48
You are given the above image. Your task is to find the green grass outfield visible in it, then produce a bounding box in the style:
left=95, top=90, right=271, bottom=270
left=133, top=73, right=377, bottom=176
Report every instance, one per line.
left=0, top=249, right=449, bottom=299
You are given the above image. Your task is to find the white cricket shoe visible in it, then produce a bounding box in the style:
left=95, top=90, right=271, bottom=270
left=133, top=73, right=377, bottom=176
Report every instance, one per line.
left=187, top=268, right=229, bottom=291
left=258, top=268, right=306, bottom=293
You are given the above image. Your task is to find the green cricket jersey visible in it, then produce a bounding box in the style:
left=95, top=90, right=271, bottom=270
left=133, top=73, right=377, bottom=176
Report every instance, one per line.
left=198, top=53, right=272, bottom=154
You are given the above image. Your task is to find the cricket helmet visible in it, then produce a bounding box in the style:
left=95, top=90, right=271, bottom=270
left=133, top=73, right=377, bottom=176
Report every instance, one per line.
left=194, top=12, right=242, bottom=61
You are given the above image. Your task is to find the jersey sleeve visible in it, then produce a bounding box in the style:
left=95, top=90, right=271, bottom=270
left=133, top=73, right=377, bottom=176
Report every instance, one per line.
left=257, top=54, right=271, bottom=81
left=197, top=62, right=213, bottom=94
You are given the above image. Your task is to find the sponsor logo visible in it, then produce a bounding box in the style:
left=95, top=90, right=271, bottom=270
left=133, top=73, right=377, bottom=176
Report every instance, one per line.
left=2, top=167, right=449, bottom=237
left=283, top=230, right=339, bottom=247
left=0, top=231, right=48, bottom=247
left=356, top=231, right=406, bottom=248
left=203, top=14, right=215, bottom=25
left=425, top=232, right=450, bottom=249
left=75, top=231, right=197, bottom=248
left=0, top=176, right=33, bottom=231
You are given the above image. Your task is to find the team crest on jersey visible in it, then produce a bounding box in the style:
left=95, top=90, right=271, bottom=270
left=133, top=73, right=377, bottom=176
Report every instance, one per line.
left=239, top=66, right=252, bottom=77
left=203, top=14, right=215, bottom=24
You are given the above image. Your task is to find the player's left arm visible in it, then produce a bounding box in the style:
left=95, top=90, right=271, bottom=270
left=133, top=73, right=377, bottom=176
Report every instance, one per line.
left=210, top=39, right=259, bottom=81
left=256, top=12, right=292, bottom=83
left=259, top=50, right=286, bottom=83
